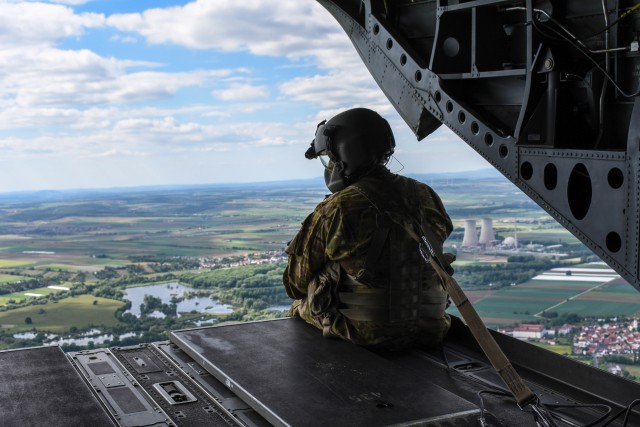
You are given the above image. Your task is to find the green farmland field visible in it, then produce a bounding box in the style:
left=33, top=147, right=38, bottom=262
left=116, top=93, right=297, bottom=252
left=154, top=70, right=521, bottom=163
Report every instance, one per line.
left=0, top=295, right=124, bottom=333
left=531, top=342, right=573, bottom=355
left=449, top=273, right=640, bottom=327
left=0, top=176, right=636, bottom=348
left=0, top=260, right=32, bottom=268
left=0, top=286, right=59, bottom=305
left=553, top=300, right=640, bottom=317
left=0, top=185, right=323, bottom=269
left=0, top=274, right=28, bottom=284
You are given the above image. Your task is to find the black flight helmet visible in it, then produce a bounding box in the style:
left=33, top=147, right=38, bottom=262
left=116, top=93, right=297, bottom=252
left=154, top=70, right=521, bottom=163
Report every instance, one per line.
left=305, top=108, right=395, bottom=192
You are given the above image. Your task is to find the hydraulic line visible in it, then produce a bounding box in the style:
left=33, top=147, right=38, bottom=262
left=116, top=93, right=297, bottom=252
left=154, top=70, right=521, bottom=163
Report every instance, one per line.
left=596, top=0, right=611, bottom=148
left=506, top=6, right=640, bottom=98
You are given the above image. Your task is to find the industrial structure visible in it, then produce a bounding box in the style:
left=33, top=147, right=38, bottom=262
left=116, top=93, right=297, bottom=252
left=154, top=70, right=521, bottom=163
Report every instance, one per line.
left=478, top=218, right=496, bottom=245
left=461, top=218, right=497, bottom=248
left=461, top=219, right=479, bottom=248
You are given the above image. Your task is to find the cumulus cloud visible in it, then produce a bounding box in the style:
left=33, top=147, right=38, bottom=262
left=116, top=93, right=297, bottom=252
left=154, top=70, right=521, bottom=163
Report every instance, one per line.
left=0, top=105, right=193, bottom=132
left=0, top=0, right=481, bottom=191
left=0, top=43, right=236, bottom=108
left=47, top=0, right=94, bottom=5
left=106, top=0, right=359, bottom=70
left=0, top=0, right=363, bottom=118
left=1, top=1, right=379, bottom=117
left=114, top=116, right=206, bottom=141
left=110, top=34, right=138, bottom=44
left=103, top=1, right=388, bottom=109
left=0, top=101, right=289, bottom=180
left=279, top=69, right=384, bottom=109
left=0, top=2, right=104, bottom=47
left=212, top=83, right=269, bottom=101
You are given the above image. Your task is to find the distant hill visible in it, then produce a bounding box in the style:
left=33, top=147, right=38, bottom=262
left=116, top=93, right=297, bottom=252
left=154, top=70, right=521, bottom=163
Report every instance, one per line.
left=407, top=168, right=504, bottom=182
left=0, top=168, right=503, bottom=205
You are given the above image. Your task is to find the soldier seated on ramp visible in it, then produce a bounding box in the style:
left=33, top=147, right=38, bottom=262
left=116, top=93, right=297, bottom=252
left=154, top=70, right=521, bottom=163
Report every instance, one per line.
left=283, top=108, right=454, bottom=350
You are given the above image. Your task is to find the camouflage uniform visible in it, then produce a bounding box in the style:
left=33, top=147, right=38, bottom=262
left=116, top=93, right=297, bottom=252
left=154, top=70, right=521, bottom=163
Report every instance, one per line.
left=283, top=166, right=453, bottom=349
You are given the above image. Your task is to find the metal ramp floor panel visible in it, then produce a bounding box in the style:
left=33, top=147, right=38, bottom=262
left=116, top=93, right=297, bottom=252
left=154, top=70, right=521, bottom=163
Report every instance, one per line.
left=0, top=346, right=115, bottom=427
left=171, top=318, right=480, bottom=427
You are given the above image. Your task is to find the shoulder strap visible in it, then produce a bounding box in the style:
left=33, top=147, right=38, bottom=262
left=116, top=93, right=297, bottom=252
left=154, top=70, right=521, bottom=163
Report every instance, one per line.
left=356, top=213, right=390, bottom=285
left=350, top=185, right=389, bottom=286
left=351, top=182, right=453, bottom=281
left=417, top=228, right=537, bottom=409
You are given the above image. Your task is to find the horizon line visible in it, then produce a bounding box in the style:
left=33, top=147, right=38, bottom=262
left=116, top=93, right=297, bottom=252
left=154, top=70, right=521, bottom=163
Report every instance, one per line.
left=0, top=167, right=503, bottom=197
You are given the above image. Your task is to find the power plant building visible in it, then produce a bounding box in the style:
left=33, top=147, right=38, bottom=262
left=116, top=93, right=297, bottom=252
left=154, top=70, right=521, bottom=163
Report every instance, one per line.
left=479, top=218, right=495, bottom=246
left=461, top=220, right=479, bottom=247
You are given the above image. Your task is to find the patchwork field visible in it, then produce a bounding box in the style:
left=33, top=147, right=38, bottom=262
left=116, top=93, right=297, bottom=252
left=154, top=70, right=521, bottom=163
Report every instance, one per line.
left=448, top=266, right=640, bottom=326
left=0, top=184, right=325, bottom=272
left=0, top=176, right=636, bottom=346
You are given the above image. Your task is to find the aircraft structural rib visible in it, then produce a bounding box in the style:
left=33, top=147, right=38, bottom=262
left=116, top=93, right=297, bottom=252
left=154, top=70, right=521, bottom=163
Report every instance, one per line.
left=318, top=0, right=640, bottom=291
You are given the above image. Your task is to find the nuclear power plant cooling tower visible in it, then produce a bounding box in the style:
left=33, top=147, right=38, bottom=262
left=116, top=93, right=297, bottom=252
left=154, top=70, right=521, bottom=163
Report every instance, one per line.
left=461, top=220, right=479, bottom=247
left=479, top=218, right=495, bottom=245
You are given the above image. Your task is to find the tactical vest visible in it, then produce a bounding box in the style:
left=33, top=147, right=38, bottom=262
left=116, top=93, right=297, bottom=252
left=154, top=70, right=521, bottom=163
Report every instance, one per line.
left=337, top=184, right=449, bottom=323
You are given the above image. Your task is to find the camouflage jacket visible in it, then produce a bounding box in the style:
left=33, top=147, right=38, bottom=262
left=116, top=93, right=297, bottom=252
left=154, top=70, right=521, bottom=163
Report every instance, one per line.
left=283, top=166, right=453, bottom=349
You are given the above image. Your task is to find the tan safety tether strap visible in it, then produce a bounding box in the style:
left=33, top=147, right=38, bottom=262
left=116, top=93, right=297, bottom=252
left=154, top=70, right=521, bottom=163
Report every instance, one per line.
left=350, top=182, right=536, bottom=407
left=417, top=225, right=537, bottom=409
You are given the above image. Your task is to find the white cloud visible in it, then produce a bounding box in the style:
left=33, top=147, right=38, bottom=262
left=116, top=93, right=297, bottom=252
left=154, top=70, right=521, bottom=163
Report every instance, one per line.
left=0, top=44, right=235, bottom=108
left=113, top=116, right=207, bottom=142
left=47, top=0, right=93, bottom=5
left=0, top=2, right=104, bottom=48
left=279, top=69, right=383, bottom=109
left=213, top=83, right=269, bottom=101
left=110, top=34, right=138, bottom=44
left=103, top=1, right=385, bottom=111
left=0, top=0, right=485, bottom=192
left=106, top=0, right=359, bottom=70
left=0, top=108, right=308, bottom=162
left=101, top=69, right=232, bottom=104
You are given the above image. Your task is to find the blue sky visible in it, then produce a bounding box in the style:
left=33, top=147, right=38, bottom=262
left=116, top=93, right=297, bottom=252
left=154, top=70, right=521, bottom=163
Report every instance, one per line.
left=0, top=0, right=490, bottom=192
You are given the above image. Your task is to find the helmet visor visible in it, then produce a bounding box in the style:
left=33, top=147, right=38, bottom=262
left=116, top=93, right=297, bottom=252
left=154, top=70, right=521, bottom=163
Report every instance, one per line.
left=311, top=121, right=337, bottom=157
left=319, top=155, right=333, bottom=169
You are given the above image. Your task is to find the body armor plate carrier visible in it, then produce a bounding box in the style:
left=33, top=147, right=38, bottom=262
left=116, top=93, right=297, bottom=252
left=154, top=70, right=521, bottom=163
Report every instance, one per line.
left=337, top=184, right=450, bottom=323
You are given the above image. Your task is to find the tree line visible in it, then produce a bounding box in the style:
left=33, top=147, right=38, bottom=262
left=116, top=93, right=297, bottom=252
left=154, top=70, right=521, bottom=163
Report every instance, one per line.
left=454, top=255, right=566, bottom=289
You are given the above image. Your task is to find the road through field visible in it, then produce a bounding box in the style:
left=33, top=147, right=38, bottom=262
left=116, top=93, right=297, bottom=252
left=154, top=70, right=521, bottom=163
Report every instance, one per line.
left=533, top=280, right=611, bottom=317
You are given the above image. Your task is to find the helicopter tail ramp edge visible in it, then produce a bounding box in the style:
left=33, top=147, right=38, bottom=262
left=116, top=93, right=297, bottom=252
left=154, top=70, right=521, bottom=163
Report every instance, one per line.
left=2, top=318, right=640, bottom=426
